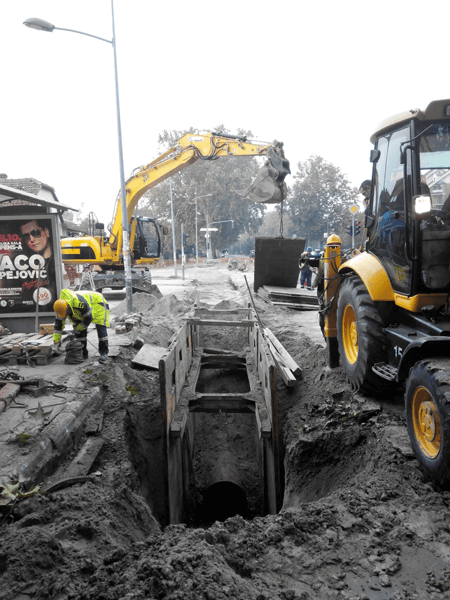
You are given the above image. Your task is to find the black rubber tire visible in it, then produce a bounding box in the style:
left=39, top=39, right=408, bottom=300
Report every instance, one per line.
left=337, top=275, right=388, bottom=393
left=405, top=358, right=450, bottom=486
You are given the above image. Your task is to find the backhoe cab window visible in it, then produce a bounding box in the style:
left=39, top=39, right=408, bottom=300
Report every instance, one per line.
left=418, top=123, right=450, bottom=291
left=419, top=124, right=450, bottom=210
left=370, top=127, right=412, bottom=294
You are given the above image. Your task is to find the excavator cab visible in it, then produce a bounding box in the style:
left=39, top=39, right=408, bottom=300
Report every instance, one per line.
left=130, top=217, right=162, bottom=261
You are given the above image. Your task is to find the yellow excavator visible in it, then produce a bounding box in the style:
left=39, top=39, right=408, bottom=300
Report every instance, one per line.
left=321, top=99, right=450, bottom=486
left=61, top=131, right=289, bottom=292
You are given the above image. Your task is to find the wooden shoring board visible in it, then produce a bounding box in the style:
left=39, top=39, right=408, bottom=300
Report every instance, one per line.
left=251, top=318, right=281, bottom=514
left=200, top=355, right=246, bottom=369
left=265, top=328, right=302, bottom=377
left=187, top=318, right=255, bottom=328
left=266, top=340, right=297, bottom=387
left=159, top=321, right=192, bottom=435
left=193, top=308, right=252, bottom=318
left=159, top=321, right=194, bottom=525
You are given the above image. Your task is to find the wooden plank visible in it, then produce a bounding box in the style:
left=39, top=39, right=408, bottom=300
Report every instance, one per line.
left=193, top=308, right=252, bottom=317
left=189, top=397, right=255, bottom=413
left=25, top=334, right=53, bottom=345
left=59, top=438, right=104, bottom=479
left=263, top=285, right=310, bottom=296
left=0, top=333, right=24, bottom=347
left=131, top=343, right=166, bottom=369
left=12, top=334, right=42, bottom=354
left=265, top=328, right=302, bottom=376
left=187, top=318, right=254, bottom=328
left=277, top=363, right=297, bottom=387
left=267, top=339, right=297, bottom=387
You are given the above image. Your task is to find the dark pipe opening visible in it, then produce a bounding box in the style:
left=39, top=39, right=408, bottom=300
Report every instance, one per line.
left=202, top=481, right=248, bottom=523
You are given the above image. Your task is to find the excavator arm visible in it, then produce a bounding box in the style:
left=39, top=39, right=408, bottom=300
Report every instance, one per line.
left=108, top=132, right=290, bottom=251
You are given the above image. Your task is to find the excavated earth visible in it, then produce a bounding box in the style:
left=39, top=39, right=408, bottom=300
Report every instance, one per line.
left=2, top=263, right=450, bottom=600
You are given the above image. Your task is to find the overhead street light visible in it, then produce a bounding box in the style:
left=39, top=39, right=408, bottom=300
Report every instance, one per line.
left=190, top=194, right=212, bottom=266
left=204, top=220, right=234, bottom=261
left=24, top=3, right=134, bottom=314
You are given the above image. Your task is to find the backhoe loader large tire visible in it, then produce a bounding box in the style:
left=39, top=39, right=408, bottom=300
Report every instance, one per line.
left=405, top=358, right=450, bottom=486
left=337, top=275, right=388, bottom=393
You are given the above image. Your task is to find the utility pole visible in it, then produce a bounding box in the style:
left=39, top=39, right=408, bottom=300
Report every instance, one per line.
left=181, top=223, right=185, bottom=281
left=170, top=178, right=177, bottom=277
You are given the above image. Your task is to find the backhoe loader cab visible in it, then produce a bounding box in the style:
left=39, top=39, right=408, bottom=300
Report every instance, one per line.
left=323, top=99, right=450, bottom=485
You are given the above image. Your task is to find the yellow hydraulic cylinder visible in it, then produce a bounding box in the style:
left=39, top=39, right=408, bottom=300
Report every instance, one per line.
left=323, top=234, right=342, bottom=368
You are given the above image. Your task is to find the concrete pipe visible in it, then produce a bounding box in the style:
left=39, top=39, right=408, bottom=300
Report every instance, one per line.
left=203, top=451, right=248, bottom=522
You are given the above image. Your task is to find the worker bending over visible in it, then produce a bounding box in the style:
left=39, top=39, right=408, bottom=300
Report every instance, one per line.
left=53, top=289, right=110, bottom=363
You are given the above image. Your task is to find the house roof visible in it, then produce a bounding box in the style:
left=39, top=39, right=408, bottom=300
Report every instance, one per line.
left=0, top=177, right=54, bottom=196
left=0, top=177, right=77, bottom=212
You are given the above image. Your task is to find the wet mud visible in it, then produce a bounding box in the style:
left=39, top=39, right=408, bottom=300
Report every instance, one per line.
left=2, top=271, right=450, bottom=600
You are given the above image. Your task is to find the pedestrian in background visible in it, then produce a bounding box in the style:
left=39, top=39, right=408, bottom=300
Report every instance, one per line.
left=299, top=246, right=313, bottom=290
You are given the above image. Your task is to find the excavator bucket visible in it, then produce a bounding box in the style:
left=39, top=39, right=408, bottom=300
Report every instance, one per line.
left=235, top=142, right=290, bottom=204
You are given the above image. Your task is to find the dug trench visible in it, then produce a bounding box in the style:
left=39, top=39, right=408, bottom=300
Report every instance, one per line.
left=2, top=273, right=450, bottom=600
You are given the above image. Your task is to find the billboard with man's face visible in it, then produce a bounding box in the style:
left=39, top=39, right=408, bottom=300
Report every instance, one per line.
left=0, top=215, right=62, bottom=316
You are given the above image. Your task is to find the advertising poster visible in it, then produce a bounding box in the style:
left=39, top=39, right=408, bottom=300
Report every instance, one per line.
left=0, top=216, right=61, bottom=316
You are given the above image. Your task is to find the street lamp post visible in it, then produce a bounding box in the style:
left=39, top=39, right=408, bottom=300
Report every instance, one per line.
left=169, top=178, right=177, bottom=277
left=190, top=193, right=212, bottom=266
left=202, top=220, right=234, bottom=260
left=23, top=1, right=134, bottom=314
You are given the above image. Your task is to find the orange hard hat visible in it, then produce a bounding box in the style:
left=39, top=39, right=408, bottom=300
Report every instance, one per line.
left=53, top=299, right=68, bottom=318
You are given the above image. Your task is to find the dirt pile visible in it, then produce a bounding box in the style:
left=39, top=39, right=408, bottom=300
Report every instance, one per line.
left=2, top=275, right=450, bottom=600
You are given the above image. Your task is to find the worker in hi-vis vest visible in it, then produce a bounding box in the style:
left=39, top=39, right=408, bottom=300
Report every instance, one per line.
left=53, top=289, right=110, bottom=363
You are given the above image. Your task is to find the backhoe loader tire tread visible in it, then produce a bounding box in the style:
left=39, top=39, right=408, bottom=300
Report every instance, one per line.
left=337, top=275, right=389, bottom=394
left=405, top=358, right=450, bottom=487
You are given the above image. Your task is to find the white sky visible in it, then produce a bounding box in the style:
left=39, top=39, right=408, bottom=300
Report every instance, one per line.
left=2, top=0, right=449, bottom=225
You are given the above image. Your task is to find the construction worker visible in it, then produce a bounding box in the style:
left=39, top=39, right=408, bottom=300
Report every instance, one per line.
left=53, top=289, right=110, bottom=363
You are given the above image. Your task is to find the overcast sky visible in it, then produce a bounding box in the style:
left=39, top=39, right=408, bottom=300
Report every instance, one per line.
left=2, top=0, right=449, bottom=225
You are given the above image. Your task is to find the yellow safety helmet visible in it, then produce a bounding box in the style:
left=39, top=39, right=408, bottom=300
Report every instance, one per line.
left=53, top=299, right=68, bottom=318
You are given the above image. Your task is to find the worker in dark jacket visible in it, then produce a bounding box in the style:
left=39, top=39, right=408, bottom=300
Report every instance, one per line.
left=53, top=289, right=109, bottom=362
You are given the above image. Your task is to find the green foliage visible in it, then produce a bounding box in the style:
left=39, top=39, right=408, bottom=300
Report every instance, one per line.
left=0, top=480, right=41, bottom=506
left=15, top=432, right=33, bottom=445
left=139, top=127, right=268, bottom=256
left=229, top=233, right=254, bottom=255
left=256, top=209, right=298, bottom=239
left=125, top=383, right=137, bottom=396
left=285, top=155, right=360, bottom=248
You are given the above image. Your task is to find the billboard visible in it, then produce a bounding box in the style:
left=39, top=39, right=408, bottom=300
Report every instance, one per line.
left=0, top=215, right=62, bottom=317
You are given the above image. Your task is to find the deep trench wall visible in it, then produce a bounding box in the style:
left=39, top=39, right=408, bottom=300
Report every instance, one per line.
left=249, top=320, right=281, bottom=513
left=125, top=400, right=166, bottom=526
left=159, top=321, right=194, bottom=524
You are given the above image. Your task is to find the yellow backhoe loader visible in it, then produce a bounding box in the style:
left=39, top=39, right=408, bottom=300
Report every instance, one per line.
left=321, top=99, right=450, bottom=486
left=61, top=132, right=289, bottom=292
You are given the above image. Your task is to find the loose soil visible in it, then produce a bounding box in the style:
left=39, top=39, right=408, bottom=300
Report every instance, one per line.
left=1, top=263, right=450, bottom=600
